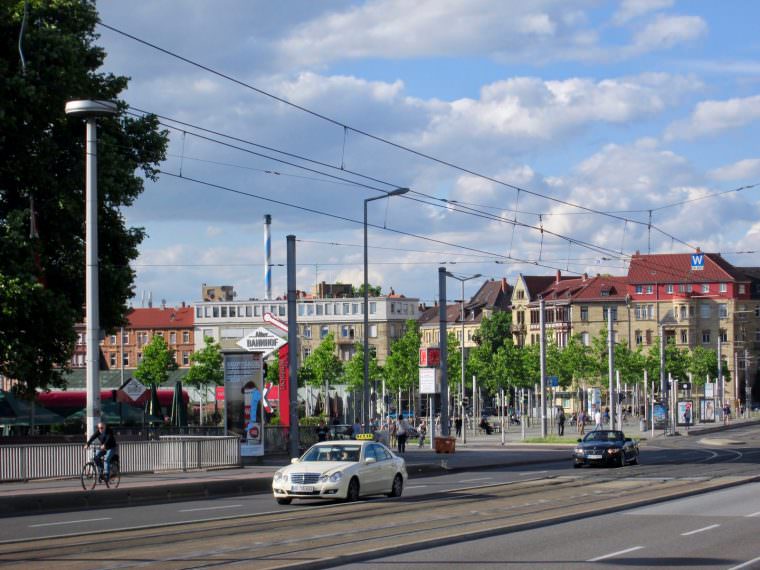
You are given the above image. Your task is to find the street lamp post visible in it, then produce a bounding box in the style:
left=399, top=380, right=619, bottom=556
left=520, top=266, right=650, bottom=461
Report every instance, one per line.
left=364, top=188, right=409, bottom=433
left=445, top=272, right=481, bottom=444
left=65, top=99, right=117, bottom=439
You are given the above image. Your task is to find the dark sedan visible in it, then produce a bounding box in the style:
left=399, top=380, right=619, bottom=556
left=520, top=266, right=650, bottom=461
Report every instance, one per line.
left=572, top=430, right=639, bottom=468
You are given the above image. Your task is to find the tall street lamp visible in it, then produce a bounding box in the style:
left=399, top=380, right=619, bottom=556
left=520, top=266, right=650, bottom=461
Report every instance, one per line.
left=445, top=272, right=481, bottom=444
left=65, top=99, right=117, bottom=438
left=364, top=187, right=409, bottom=432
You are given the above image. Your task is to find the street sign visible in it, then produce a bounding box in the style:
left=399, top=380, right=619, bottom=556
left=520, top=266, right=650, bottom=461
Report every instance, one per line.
left=691, top=253, right=705, bottom=271
left=121, top=378, right=147, bottom=402
left=419, top=347, right=441, bottom=367
left=419, top=367, right=440, bottom=394
left=549, top=375, right=559, bottom=387
left=237, top=327, right=286, bottom=356
left=215, top=385, right=225, bottom=402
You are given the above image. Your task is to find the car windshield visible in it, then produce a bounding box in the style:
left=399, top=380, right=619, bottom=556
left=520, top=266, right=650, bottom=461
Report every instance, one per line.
left=301, top=444, right=361, bottom=462
left=583, top=431, right=624, bottom=443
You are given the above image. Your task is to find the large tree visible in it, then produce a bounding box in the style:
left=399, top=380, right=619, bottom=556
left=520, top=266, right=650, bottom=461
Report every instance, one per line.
left=184, top=337, right=224, bottom=392
left=135, top=335, right=177, bottom=387
left=384, top=320, right=420, bottom=394
left=0, top=1, right=167, bottom=396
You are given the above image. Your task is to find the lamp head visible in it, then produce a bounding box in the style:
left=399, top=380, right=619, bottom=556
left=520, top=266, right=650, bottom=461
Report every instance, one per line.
left=65, top=100, right=117, bottom=118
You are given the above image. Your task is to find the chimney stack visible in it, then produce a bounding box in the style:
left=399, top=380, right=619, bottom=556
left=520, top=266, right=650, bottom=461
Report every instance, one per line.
left=555, top=269, right=561, bottom=284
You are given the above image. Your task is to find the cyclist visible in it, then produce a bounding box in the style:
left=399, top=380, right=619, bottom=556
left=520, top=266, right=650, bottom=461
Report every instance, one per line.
left=84, top=422, right=118, bottom=483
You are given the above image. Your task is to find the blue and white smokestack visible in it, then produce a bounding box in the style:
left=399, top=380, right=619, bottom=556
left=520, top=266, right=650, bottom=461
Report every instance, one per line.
left=264, top=214, right=272, bottom=300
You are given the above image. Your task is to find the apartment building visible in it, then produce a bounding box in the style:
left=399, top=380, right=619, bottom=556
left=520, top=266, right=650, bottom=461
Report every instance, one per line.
left=511, top=272, right=574, bottom=347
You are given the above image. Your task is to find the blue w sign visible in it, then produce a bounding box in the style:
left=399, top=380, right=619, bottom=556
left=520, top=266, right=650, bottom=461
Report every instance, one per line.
left=691, top=254, right=704, bottom=271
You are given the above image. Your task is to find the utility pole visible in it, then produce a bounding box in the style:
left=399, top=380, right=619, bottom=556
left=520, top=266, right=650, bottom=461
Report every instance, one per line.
left=608, top=307, right=615, bottom=430
left=438, top=267, right=449, bottom=436
left=539, top=297, right=547, bottom=437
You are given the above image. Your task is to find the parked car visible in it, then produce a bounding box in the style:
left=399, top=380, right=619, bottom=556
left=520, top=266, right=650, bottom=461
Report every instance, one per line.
left=572, top=430, right=639, bottom=468
left=329, top=424, right=355, bottom=440
left=272, top=440, right=407, bottom=504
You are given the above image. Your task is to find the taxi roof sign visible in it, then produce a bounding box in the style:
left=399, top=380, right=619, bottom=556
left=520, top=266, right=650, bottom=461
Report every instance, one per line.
left=355, top=433, right=374, bottom=440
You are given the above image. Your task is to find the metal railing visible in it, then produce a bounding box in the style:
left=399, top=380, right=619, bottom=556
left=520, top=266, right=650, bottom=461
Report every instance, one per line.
left=0, top=436, right=241, bottom=482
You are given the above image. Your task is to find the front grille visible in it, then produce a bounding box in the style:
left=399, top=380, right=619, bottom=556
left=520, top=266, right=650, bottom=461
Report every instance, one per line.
left=291, top=472, right=320, bottom=484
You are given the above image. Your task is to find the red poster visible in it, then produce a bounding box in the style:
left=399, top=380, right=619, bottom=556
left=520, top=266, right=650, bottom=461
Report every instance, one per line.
left=215, top=385, right=225, bottom=402
left=278, top=344, right=289, bottom=427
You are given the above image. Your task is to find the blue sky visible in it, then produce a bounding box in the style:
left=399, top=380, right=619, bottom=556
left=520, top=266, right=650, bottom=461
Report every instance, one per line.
left=96, top=0, right=760, bottom=306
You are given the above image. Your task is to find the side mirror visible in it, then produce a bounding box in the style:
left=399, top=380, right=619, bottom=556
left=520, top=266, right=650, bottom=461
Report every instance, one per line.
left=365, top=457, right=376, bottom=464
left=291, top=458, right=300, bottom=464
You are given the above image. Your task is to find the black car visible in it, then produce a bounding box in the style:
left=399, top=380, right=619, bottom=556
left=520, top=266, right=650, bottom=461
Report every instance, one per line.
left=572, top=430, right=639, bottom=468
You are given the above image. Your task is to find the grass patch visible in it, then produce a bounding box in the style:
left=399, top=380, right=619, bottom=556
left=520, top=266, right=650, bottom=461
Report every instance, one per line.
left=523, top=436, right=580, bottom=444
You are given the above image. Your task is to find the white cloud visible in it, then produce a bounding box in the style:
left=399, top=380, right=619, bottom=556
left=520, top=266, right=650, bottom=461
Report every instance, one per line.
left=206, top=226, right=224, bottom=237
left=629, top=14, right=707, bottom=53
left=709, top=159, right=760, bottom=181
left=613, top=0, right=674, bottom=25
left=665, top=94, right=760, bottom=140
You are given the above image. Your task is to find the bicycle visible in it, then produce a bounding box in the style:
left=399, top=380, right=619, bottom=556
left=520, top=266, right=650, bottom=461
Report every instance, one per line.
left=81, top=446, right=121, bottom=490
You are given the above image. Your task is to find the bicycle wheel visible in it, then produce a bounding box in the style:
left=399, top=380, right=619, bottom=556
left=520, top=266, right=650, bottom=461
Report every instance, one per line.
left=105, top=460, right=120, bottom=489
left=81, top=462, right=98, bottom=490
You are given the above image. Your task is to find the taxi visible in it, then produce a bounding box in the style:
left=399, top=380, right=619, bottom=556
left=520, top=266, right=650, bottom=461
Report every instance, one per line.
left=272, top=435, right=407, bottom=505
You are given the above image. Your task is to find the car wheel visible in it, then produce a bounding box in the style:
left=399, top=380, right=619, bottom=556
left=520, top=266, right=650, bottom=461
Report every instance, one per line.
left=276, top=498, right=292, bottom=505
left=617, top=454, right=625, bottom=468
left=631, top=454, right=639, bottom=465
left=387, top=474, right=403, bottom=497
left=346, top=477, right=360, bottom=502
left=573, top=462, right=582, bottom=469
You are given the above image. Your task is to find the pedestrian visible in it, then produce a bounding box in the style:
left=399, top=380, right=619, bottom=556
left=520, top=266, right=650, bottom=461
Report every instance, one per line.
left=557, top=407, right=566, bottom=436
left=683, top=403, right=692, bottom=431
left=389, top=416, right=397, bottom=448
left=603, top=407, right=610, bottom=426
left=418, top=419, right=427, bottom=447
left=351, top=417, right=362, bottom=437
left=593, top=407, right=603, bottom=431
left=396, top=414, right=409, bottom=454
left=454, top=416, right=462, bottom=438
left=316, top=419, right=329, bottom=441
left=723, top=403, right=731, bottom=425
left=577, top=410, right=586, bottom=435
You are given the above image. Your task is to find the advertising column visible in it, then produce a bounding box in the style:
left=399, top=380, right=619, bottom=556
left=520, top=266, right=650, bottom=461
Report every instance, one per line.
left=224, top=352, right=264, bottom=457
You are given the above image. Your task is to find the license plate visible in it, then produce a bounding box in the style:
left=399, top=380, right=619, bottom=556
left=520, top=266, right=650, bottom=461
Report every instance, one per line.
left=587, top=454, right=602, bottom=459
left=291, top=484, right=313, bottom=492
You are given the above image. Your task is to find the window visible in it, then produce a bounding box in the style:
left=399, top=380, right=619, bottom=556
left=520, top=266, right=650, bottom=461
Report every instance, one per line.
left=122, top=332, right=129, bottom=345
left=254, top=305, right=262, bottom=317
left=169, top=332, right=177, bottom=344
left=635, top=285, right=643, bottom=294
left=369, top=302, right=377, bottom=315
left=581, top=332, right=590, bottom=346
left=343, top=303, right=350, bottom=315
left=645, top=330, right=653, bottom=345
left=109, top=353, right=116, bottom=367
left=307, top=304, right=314, bottom=316
left=341, top=325, right=350, bottom=337
left=325, top=303, right=333, bottom=315
left=303, top=325, right=312, bottom=338
left=303, top=348, right=311, bottom=359
left=700, top=304, right=711, bottom=319
left=196, top=307, right=202, bottom=318
left=666, top=284, right=674, bottom=294
left=212, top=306, right=219, bottom=318
left=316, top=304, right=323, bottom=316
left=702, top=330, right=711, bottom=343
left=352, top=303, right=359, bottom=314
left=719, top=304, right=728, bottom=319
left=182, top=352, right=189, bottom=366
left=137, top=352, right=143, bottom=363
left=122, top=353, right=129, bottom=367
left=720, top=283, right=727, bottom=293
left=204, top=306, right=211, bottom=318
left=280, top=305, right=287, bottom=317
left=298, top=304, right=305, bottom=317
left=369, top=345, right=377, bottom=358
left=739, top=284, right=746, bottom=294
left=245, top=305, right=252, bottom=317
left=203, top=329, right=213, bottom=340
left=229, top=306, right=236, bottom=317
left=680, top=329, right=688, bottom=344
left=679, top=284, right=688, bottom=293
left=77, top=333, right=85, bottom=345
left=679, top=306, right=687, bottom=320
left=110, top=334, right=116, bottom=345
left=183, top=331, right=190, bottom=343
left=720, top=329, right=728, bottom=343
left=635, top=330, right=643, bottom=345
left=156, top=331, right=164, bottom=338
left=390, top=324, right=397, bottom=337
left=580, top=306, right=588, bottom=321
left=646, top=285, right=653, bottom=294
left=701, top=284, right=710, bottom=293
left=604, top=306, right=618, bottom=321
left=369, top=324, right=377, bottom=338
left=320, top=325, right=329, bottom=339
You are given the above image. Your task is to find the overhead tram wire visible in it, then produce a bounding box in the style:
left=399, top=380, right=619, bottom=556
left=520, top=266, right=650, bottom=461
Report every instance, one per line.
left=158, top=169, right=578, bottom=274
left=103, top=22, right=700, bottom=249
left=122, top=111, right=641, bottom=262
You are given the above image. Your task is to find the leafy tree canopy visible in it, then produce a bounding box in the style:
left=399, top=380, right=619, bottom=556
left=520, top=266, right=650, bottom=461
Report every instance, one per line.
left=302, top=333, right=343, bottom=389
left=384, top=320, right=420, bottom=392
left=1, top=0, right=168, bottom=396
left=135, top=335, right=177, bottom=387
left=184, top=336, right=224, bottom=389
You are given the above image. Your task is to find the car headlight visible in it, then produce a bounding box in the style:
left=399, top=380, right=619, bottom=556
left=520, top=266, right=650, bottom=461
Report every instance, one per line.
left=319, top=471, right=343, bottom=483
left=606, top=448, right=620, bottom=454
left=574, top=448, right=583, bottom=454
left=274, top=471, right=288, bottom=482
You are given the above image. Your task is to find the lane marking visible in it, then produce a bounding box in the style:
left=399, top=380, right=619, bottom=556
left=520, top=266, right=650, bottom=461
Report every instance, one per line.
left=519, top=470, right=547, bottom=475
left=681, top=524, right=720, bottom=536
left=458, top=477, right=492, bottom=483
left=745, top=511, right=760, bottom=518
left=405, top=485, right=427, bottom=489
left=30, top=517, right=111, bottom=528
left=729, top=556, right=760, bottom=570
left=588, top=546, right=643, bottom=562
left=179, top=504, right=243, bottom=513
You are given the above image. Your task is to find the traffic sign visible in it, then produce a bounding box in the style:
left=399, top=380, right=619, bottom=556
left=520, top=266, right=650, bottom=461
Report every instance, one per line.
left=237, top=327, right=286, bottom=356
left=120, top=378, right=147, bottom=402
left=549, top=375, right=559, bottom=387
left=419, top=367, right=440, bottom=394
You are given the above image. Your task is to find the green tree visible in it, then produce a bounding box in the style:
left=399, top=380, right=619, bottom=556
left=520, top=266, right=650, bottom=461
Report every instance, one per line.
left=446, top=332, right=462, bottom=392
left=184, top=336, right=224, bottom=391
left=265, top=356, right=280, bottom=385
left=135, top=335, right=177, bottom=387
left=0, top=1, right=167, bottom=396
left=303, top=333, right=343, bottom=390
left=353, top=283, right=382, bottom=297
left=558, top=334, right=594, bottom=387
left=468, top=311, right=513, bottom=390
left=342, top=343, right=382, bottom=393
left=688, top=346, right=719, bottom=387
left=384, top=320, right=420, bottom=394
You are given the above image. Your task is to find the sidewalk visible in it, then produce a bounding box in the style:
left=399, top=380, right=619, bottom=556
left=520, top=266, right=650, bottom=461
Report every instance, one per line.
left=1, top=417, right=756, bottom=517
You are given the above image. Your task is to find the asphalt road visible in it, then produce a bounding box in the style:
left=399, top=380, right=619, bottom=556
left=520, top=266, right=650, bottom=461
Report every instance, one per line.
left=2, top=425, right=760, bottom=568
left=336, top=482, right=760, bottom=569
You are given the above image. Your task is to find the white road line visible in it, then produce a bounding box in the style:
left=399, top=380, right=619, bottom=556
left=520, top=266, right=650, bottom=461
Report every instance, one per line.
left=519, top=470, right=547, bottom=475
left=681, top=524, right=720, bottom=536
left=745, top=511, right=760, bottom=518
left=458, top=477, right=492, bottom=483
left=587, top=546, right=643, bottom=562
left=30, top=517, right=111, bottom=528
left=405, top=485, right=427, bottom=489
left=729, top=556, right=760, bottom=570
left=179, top=504, right=243, bottom=513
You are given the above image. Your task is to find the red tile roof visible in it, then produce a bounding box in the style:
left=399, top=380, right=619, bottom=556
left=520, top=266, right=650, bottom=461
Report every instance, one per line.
left=521, top=274, right=575, bottom=300
left=127, top=307, right=194, bottom=329
left=627, top=253, right=747, bottom=283
left=532, top=274, right=628, bottom=303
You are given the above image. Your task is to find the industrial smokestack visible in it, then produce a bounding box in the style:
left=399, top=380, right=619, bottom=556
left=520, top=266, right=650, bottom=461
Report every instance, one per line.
left=264, top=214, right=272, bottom=300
